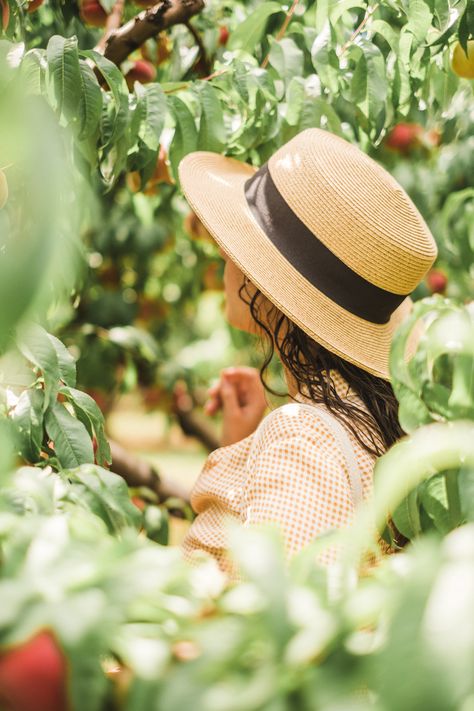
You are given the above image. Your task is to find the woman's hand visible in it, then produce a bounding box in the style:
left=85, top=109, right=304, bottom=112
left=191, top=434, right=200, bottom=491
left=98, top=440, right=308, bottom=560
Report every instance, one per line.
left=204, top=367, right=268, bottom=446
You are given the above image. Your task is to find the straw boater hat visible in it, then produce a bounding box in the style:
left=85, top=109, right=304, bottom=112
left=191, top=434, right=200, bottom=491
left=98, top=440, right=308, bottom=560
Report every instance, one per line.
left=178, top=128, right=438, bottom=380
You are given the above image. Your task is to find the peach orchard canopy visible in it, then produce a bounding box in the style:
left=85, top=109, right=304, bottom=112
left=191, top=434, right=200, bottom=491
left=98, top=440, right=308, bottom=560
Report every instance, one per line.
left=179, top=129, right=438, bottom=379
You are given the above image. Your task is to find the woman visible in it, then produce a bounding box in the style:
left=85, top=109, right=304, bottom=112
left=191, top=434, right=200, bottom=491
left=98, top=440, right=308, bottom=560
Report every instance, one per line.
left=178, top=128, right=437, bottom=574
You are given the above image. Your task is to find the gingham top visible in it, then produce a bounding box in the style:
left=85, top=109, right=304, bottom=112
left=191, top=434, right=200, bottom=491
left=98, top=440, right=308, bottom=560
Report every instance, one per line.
left=182, top=371, right=387, bottom=575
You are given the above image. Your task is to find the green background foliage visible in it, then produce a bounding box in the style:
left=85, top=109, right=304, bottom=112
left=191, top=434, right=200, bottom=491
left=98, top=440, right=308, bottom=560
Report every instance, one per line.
left=0, top=0, right=473, bottom=709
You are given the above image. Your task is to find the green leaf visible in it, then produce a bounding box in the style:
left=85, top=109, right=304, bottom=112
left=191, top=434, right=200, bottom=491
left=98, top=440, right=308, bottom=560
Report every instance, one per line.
left=458, top=2, right=474, bottom=54
left=392, top=488, right=422, bottom=539
left=420, top=473, right=452, bottom=534
left=19, top=325, right=60, bottom=411
left=393, top=29, right=413, bottom=110
left=20, top=48, right=46, bottom=95
left=66, top=465, right=142, bottom=534
left=143, top=504, right=169, bottom=545
left=196, top=83, right=226, bottom=153
left=59, top=387, right=111, bottom=467
left=82, top=50, right=129, bottom=146
left=46, top=35, right=82, bottom=124
left=268, top=37, right=304, bottom=87
left=369, top=19, right=400, bottom=53
left=405, top=0, right=433, bottom=48
left=311, top=23, right=340, bottom=94
left=350, top=41, right=387, bottom=122
left=47, top=334, right=76, bottom=387
left=459, top=467, right=474, bottom=522
left=397, top=384, right=432, bottom=433
left=329, top=0, right=367, bottom=25
left=228, top=2, right=283, bottom=53
left=11, top=389, right=44, bottom=462
left=45, top=402, right=94, bottom=468
left=168, top=95, right=198, bottom=184
left=77, top=60, right=103, bottom=140
left=136, top=83, right=166, bottom=152
left=285, top=76, right=305, bottom=126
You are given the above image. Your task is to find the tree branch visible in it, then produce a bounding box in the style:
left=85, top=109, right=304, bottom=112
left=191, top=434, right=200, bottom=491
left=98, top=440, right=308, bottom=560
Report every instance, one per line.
left=95, top=0, right=126, bottom=54
left=185, top=19, right=211, bottom=76
left=109, top=439, right=191, bottom=511
left=98, top=0, right=205, bottom=68
left=261, top=0, right=301, bottom=69
left=337, top=3, right=380, bottom=58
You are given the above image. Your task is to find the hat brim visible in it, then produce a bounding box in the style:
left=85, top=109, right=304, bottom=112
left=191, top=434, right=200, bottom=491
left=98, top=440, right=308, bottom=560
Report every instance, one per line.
left=179, top=152, right=412, bottom=380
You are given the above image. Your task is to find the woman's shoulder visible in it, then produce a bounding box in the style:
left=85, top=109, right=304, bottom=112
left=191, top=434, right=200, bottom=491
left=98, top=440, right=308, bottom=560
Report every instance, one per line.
left=252, top=400, right=339, bottom=452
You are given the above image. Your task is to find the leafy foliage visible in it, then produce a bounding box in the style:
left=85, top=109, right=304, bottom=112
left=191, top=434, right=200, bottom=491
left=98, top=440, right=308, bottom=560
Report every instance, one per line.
left=0, top=1, right=473, bottom=710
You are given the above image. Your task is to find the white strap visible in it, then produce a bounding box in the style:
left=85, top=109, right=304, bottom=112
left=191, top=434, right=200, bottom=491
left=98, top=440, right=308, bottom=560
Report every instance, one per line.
left=246, top=402, right=364, bottom=509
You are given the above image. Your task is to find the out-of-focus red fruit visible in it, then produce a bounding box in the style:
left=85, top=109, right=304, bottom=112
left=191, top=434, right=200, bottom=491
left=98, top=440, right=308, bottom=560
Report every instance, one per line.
left=0, top=631, right=68, bottom=711
left=128, top=146, right=173, bottom=196
left=146, top=146, right=173, bottom=189
left=1, top=0, right=10, bottom=29
left=131, top=495, right=146, bottom=511
left=79, top=0, right=108, bottom=27
left=426, top=268, right=448, bottom=294
left=384, top=123, right=423, bottom=155
left=126, top=171, right=142, bottom=193
left=125, top=59, right=157, bottom=90
left=86, top=388, right=109, bottom=414
left=425, top=128, right=441, bottom=148
left=156, top=33, right=172, bottom=64
left=27, top=0, right=44, bottom=12
left=218, top=25, right=229, bottom=46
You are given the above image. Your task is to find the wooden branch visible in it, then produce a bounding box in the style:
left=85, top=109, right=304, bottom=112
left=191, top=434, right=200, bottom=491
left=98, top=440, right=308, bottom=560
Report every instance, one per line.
left=172, top=381, right=220, bottom=452
left=261, top=0, right=301, bottom=69
left=109, top=439, right=191, bottom=510
left=95, top=0, right=126, bottom=54
left=174, top=407, right=220, bottom=452
left=185, top=19, right=211, bottom=76
left=98, top=0, right=205, bottom=68
left=337, top=3, right=380, bottom=58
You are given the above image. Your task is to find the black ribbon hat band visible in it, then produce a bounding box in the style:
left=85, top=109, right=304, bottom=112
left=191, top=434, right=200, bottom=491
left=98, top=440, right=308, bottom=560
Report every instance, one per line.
left=244, top=164, right=408, bottom=325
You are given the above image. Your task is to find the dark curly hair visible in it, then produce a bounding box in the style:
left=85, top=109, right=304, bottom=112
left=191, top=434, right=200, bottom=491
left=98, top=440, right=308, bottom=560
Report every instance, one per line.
left=239, top=275, right=409, bottom=549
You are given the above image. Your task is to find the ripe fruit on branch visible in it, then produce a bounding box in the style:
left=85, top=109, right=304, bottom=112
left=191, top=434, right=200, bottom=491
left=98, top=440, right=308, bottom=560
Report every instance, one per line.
left=79, top=0, right=108, bottom=27
left=451, top=40, right=474, bottom=79
left=27, top=0, right=44, bottom=12
left=218, top=25, right=229, bottom=46
left=1, top=0, right=10, bottom=28
left=384, top=123, right=423, bottom=155
left=0, top=169, right=8, bottom=209
left=125, top=59, right=157, bottom=90
left=426, top=268, right=448, bottom=294
left=0, top=630, right=68, bottom=711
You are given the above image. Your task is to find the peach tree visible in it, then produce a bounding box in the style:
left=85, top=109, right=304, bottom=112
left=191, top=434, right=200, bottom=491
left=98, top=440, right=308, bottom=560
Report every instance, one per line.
left=0, top=3, right=474, bottom=710
left=1, top=0, right=472, bottom=416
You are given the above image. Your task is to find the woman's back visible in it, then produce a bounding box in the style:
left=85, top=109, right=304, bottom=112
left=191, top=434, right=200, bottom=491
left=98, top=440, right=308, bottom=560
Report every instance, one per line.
left=182, top=371, right=384, bottom=576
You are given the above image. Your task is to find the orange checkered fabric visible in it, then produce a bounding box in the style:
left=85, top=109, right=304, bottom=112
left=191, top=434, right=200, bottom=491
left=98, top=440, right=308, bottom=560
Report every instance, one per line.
left=182, top=370, right=391, bottom=576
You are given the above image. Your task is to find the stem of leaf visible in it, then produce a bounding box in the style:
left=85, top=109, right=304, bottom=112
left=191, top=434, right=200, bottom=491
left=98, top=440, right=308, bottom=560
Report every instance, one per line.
left=261, top=0, right=301, bottom=69
left=445, top=468, right=462, bottom=528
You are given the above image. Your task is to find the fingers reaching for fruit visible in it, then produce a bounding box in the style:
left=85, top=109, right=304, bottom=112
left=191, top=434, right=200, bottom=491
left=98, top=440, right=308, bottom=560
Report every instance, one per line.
left=205, top=367, right=268, bottom=446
